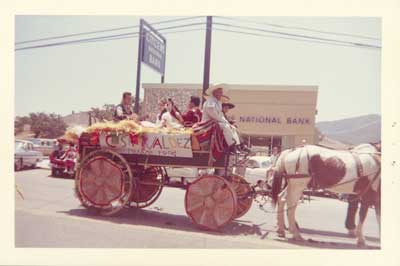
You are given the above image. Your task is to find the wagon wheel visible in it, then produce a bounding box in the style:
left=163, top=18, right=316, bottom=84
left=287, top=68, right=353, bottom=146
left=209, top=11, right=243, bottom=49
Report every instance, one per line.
left=75, top=149, right=133, bottom=216
left=185, top=175, right=237, bottom=230
left=230, top=174, right=253, bottom=219
left=129, top=166, right=164, bottom=209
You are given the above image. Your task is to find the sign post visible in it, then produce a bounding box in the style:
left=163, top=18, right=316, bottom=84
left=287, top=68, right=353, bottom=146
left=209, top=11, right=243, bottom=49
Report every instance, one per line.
left=202, top=16, right=213, bottom=105
left=134, top=19, right=167, bottom=113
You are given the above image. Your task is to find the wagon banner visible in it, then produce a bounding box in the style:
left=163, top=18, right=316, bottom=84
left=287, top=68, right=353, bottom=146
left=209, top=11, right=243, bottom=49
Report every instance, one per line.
left=99, top=132, right=193, bottom=158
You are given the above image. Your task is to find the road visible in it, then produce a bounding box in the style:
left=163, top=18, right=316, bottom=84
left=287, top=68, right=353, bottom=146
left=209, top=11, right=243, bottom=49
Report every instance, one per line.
left=15, top=168, right=380, bottom=248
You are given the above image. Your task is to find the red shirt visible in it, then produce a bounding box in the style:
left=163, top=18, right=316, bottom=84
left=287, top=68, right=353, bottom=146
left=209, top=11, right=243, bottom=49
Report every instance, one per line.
left=182, top=108, right=202, bottom=127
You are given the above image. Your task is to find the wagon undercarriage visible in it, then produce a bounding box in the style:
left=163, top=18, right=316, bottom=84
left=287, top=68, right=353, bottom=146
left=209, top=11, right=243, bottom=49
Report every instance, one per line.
left=74, top=130, right=268, bottom=230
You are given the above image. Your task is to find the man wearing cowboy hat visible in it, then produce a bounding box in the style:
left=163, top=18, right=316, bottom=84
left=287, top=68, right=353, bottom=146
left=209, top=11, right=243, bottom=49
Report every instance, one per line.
left=202, top=84, right=241, bottom=154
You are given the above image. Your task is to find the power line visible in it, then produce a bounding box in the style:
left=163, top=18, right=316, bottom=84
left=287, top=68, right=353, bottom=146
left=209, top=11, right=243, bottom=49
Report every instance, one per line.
left=79, top=28, right=205, bottom=44
left=215, top=16, right=381, bottom=41
left=213, top=27, right=379, bottom=50
left=213, top=21, right=381, bottom=49
left=15, top=16, right=204, bottom=45
left=15, top=18, right=381, bottom=51
left=15, top=22, right=205, bottom=51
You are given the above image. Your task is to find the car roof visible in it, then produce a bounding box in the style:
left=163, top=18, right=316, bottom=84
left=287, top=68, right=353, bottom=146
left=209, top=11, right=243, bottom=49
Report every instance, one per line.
left=15, top=139, right=34, bottom=144
left=249, top=156, right=271, bottom=162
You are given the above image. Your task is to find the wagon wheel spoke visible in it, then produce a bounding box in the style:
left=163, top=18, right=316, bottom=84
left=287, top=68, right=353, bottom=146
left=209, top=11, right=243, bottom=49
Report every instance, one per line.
left=103, top=181, right=121, bottom=197
left=212, top=187, right=231, bottom=204
left=198, top=208, right=217, bottom=229
left=77, top=152, right=132, bottom=216
left=185, top=175, right=237, bottom=230
left=89, top=161, right=102, bottom=177
left=230, top=175, right=252, bottom=219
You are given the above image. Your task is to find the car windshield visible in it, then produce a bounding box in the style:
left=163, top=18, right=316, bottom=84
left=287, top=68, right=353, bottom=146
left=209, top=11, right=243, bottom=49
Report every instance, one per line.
left=261, top=160, right=272, bottom=168
left=29, top=139, right=40, bottom=145
left=246, top=160, right=260, bottom=168
left=15, top=141, right=24, bottom=150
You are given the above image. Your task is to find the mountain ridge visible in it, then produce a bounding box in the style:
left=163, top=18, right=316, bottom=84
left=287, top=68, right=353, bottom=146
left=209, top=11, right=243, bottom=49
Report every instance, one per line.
left=316, top=114, right=381, bottom=145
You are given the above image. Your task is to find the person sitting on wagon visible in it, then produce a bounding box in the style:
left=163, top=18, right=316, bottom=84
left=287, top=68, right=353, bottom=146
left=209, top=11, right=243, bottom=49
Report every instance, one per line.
left=181, top=96, right=202, bottom=127
left=201, top=84, right=242, bottom=154
left=155, top=98, right=183, bottom=129
left=60, top=143, right=77, bottom=174
left=221, top=100, right=250, bottom=153
left=221, top=101, right=236, bottom=126
left=53, top=141, right=65, bottom=159
left=114, top=92, right=138, bottom=121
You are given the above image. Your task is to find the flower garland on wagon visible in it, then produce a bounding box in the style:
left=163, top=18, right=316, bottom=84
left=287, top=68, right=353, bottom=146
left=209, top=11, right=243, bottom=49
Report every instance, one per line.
left=63, top=119, right=194, bottom=144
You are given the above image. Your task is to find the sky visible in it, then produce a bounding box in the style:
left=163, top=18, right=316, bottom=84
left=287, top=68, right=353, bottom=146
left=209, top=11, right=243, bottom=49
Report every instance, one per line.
left=15, top=16, right=381, bottom=122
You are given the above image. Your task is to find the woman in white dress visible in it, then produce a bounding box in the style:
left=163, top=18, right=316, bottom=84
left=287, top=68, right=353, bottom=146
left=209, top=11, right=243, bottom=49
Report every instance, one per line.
left=139, top=98, right=183, bottom=129
left=155, top=98, right=183, bottom=129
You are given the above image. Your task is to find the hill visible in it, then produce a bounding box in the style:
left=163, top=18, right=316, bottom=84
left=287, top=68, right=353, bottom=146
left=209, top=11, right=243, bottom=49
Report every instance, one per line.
left=316, top=114, right=381, bottom=145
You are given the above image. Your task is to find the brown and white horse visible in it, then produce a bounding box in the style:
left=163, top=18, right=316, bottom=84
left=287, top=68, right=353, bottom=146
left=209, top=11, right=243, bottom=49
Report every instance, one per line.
left=270, top=143, right=381, bottom=246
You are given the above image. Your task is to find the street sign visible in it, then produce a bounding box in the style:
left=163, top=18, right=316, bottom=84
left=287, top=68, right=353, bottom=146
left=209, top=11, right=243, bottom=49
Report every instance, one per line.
left=142, top=28, right=166, bottom=75
left=135, top=19, right=167, bottom=113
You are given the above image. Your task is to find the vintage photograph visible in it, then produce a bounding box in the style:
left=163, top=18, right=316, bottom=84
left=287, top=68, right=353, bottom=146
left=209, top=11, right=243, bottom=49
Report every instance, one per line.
left=14, top=15, right=381, bottom=249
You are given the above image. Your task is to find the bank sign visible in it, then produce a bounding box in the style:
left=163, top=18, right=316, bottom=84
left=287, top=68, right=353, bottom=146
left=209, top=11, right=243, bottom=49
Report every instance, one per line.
left=235, top=116, right=311, bottom=125
left=142, top=28, right=166, bottom=75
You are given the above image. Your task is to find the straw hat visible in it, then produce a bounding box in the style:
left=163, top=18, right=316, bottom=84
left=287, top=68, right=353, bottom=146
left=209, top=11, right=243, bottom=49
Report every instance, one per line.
left=221, top=95, right=235, bottom=109
left=204, top=83, right=229, bottom=96
left=222, top=102, right=235, bottom=109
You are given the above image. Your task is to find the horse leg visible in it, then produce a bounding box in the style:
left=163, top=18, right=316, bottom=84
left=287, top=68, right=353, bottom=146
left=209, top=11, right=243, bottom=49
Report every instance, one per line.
left=286, top=178, right=309, bottom=241
left=276, top=188, right=287, bottom=237
left=356, top=201, right=369, bottom=247
left=374, top=199, right=381, bottom=238
left=345, top=195, right=359, bottom=237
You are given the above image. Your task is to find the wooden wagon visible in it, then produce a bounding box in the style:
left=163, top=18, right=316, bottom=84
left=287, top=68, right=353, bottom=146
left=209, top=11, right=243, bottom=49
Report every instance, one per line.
left=74, top=123, right=260, bottom=230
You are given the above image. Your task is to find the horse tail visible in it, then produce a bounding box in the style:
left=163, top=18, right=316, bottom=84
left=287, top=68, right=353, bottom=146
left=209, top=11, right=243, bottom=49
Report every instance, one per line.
left=271, top=170, right=284, bottom=207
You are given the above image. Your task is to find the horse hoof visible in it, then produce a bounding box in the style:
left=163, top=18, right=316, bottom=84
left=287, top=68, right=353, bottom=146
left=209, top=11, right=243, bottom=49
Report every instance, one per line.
left=277, top=230, right=286, bottom=238
left=357, top=240, right=367, bottom=247
left=291, top=236, right=305, bottom=242
left=347, top=229, right=357, bottom=238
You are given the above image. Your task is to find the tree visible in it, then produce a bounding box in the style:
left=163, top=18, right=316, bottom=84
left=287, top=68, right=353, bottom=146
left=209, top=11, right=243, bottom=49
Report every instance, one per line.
left=15, top=112, right=68, bottom=138
left=14, top=116, right=32, bottom=135
left=89, top=104, right=116, bottom=123
left=89, top=100, right=144, bottom=124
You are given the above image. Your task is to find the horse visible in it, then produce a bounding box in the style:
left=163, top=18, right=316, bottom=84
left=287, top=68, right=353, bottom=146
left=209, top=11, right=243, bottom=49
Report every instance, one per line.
left=270, top=143, right=381, bottom=247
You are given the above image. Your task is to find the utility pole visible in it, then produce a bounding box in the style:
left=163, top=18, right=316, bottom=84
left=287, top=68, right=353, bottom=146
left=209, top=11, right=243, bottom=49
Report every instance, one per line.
left=134, top=19, right=144, bottom=114
left=202, top=16, right=213, bottom=105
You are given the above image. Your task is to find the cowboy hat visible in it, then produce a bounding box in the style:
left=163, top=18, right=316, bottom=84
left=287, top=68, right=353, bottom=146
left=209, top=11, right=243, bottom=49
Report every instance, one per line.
left=203, top=94, right=232, bottom=103
left=204, top=83, right=229, bottom=96
left=222, top=102, right=235, bottom=109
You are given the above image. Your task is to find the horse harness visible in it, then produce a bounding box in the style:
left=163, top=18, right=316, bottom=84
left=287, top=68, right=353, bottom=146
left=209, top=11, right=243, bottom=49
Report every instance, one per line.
left=279, top=146, right=381, bottom=194
left=350, top=152, right=381, bottom=200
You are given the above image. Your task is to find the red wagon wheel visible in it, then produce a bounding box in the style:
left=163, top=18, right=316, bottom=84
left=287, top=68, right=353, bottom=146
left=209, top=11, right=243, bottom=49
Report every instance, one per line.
left=75, top=149, right=133, bottom=216
left=230, top=174, right=253, bottom=219
left=185, top=175, right=237, bottom=230
left=129, top=166, right=164, bottom=209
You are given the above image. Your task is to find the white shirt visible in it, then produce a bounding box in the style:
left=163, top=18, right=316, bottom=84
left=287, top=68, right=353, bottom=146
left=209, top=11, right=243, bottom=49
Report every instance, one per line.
left=156, top=111, right=183, bottom=129
left=201, top=96, right=229, bottom=124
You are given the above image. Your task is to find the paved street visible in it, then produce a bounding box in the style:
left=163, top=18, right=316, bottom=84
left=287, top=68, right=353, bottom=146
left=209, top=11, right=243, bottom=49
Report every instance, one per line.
left=15, top=168, right=380, bottom=249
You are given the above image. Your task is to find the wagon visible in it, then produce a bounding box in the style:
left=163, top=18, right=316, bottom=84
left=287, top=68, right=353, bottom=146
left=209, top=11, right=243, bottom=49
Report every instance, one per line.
left=74, top=121, right=265, bottom=230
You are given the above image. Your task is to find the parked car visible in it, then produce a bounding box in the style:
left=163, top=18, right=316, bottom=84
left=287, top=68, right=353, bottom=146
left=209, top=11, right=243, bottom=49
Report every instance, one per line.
left=14, top=140, right=43, bottom=171
left=243, top=156, right=273, bottom=185
left=26, top=138, right=57, bottom=156
left=165, top=156, right=272, bottom=186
